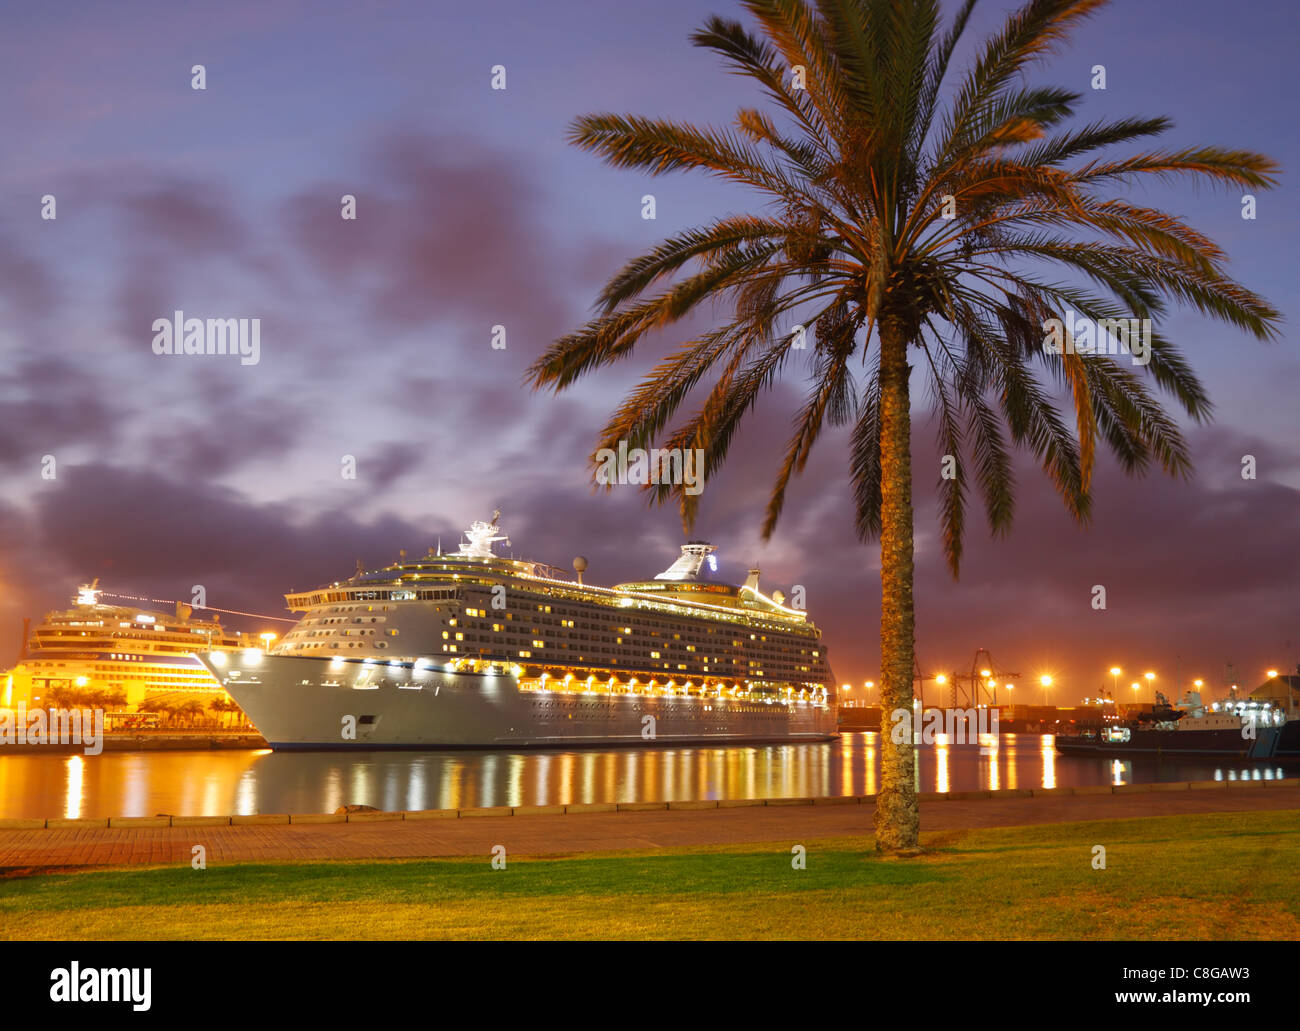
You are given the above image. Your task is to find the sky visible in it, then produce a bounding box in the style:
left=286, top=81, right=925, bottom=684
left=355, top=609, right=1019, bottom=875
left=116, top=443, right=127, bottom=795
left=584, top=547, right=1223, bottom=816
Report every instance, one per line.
left=1, top=0, right=1297, bottom=705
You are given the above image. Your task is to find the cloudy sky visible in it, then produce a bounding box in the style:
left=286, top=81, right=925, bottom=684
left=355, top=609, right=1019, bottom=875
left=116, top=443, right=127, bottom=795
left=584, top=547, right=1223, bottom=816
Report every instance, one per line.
left=1, top=0, right=1296, bottom=703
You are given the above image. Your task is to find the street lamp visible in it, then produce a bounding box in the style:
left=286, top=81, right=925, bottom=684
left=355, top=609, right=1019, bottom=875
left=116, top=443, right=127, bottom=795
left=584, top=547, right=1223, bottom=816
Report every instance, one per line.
left=1040, top=674, right=1052, bottom=706
left=1267, top=669, right=1279, bottom=680
left=1109, top=666, right=1121, bottom=696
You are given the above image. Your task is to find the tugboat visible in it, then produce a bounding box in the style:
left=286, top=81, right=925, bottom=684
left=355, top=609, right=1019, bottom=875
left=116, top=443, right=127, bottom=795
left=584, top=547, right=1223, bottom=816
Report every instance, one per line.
left=1054, top=689, right=1286, bottom=759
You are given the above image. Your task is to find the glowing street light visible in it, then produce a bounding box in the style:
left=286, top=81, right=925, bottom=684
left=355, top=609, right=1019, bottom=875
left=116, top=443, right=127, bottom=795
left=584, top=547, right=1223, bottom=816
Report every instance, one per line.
left=1267, top=669, right=1279, bottom=680
left=1130, top=681, right=1140, bottom=697
left=1040, top=674, right=1052, bottom=705
left=1109, top=666, right=1121, bottom=696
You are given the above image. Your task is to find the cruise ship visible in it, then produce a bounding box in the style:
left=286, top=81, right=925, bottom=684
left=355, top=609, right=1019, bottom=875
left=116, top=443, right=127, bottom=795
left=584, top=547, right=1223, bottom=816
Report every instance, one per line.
left=3, top=582, right=259, bottom=709
left=200, top=515, right=838, bottom=748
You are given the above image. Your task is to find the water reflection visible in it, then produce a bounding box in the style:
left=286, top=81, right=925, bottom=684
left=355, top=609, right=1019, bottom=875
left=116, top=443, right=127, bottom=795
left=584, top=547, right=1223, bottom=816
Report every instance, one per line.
left=64, top=756, right=83, bottom=820
left=0, top=732, right=1290, bottom=819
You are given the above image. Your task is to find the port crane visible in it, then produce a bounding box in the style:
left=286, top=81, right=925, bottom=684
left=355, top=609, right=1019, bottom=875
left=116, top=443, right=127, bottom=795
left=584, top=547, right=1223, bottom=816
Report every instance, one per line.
left=933, top=648, right=1021, bottom=707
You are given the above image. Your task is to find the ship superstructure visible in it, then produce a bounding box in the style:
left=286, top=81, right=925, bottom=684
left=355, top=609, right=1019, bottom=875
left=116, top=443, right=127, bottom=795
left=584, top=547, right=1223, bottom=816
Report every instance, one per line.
left=202, top=515, right=838, bottom=748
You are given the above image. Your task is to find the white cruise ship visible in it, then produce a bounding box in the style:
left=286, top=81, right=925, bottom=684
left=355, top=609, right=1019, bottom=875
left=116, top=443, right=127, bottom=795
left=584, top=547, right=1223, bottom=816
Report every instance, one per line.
left=200, top=515, right=838, bottom=748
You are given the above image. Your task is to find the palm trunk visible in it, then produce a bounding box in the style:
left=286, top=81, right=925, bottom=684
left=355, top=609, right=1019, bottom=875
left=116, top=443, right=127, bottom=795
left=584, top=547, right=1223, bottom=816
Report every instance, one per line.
left=874, top=318, right=919, bottom=852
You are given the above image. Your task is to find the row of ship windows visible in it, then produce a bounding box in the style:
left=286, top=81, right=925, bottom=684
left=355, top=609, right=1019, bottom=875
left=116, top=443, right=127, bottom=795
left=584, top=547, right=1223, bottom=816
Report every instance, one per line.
left=291, top=591, right=460, bottom=605
left=292, top=599, right=817, bottom=655
left=530, top=700, right=789, bottom=716
left=295, top=589, right=810, bottom=639
left=296, top=611, right=806, bottom=653
left=283, top=626, right=822, bottom=666
left=276, top=639, right=819, bottom=678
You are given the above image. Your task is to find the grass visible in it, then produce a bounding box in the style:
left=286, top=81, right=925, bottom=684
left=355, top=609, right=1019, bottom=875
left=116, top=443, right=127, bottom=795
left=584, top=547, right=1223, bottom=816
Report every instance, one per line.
left=3, top=811, right=1298, bottom=939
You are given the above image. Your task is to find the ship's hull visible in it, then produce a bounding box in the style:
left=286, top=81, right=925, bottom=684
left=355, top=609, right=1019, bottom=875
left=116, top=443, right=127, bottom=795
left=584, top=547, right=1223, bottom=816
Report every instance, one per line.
left=201, top=654, right=837, bottom=749
left=1276, top=719, right=1300, bottom=759
left=1054, top=726, right=1282, bottom=759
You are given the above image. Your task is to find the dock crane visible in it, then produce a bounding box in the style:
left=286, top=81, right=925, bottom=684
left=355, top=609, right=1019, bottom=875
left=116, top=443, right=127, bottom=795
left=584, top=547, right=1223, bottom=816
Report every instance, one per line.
left=934, top=648, right=1021, bottom=707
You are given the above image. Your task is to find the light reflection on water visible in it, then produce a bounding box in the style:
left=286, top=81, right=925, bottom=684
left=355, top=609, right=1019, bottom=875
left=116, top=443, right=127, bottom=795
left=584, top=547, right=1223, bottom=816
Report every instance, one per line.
left=0, top=732, right=1290, bottom=819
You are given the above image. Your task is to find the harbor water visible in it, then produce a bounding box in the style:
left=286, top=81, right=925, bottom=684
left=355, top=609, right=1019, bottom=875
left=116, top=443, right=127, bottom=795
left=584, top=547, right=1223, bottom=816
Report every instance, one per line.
left=0, top=731, right=1291, bottom=820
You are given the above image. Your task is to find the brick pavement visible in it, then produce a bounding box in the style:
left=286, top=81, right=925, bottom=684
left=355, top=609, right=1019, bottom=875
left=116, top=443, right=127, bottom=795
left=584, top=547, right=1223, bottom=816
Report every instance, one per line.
left=2, top=782, right=1297, bottom=869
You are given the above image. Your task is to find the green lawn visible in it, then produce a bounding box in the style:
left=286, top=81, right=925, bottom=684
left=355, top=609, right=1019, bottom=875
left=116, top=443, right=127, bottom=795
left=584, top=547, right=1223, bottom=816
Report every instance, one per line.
left=4, top=811, right=1298, bottom=939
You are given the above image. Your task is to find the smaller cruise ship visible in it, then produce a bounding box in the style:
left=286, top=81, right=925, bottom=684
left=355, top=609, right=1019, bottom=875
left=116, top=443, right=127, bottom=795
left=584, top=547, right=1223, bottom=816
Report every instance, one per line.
left=3, top=582, right=262, bottom=709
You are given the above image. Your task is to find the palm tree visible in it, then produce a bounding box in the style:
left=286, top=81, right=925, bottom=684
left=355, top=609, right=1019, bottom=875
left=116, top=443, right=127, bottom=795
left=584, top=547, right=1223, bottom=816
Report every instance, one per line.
left=137, top=697, right=174, bottom=727
left=526, top=0, right=1280, bottom=852
left=176, top=699, right=205, bottom=728
left=209, top=696, right=242, bottom=730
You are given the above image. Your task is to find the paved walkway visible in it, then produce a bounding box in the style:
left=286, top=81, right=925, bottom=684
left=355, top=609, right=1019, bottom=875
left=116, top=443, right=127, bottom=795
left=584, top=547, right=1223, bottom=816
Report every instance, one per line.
left=2, top=784, right=1297, bottom=869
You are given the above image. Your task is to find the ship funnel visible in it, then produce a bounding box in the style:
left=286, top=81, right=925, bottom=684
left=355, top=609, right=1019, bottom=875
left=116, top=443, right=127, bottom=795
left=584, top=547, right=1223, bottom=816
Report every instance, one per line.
left=654, top=542, right=717, bottom=582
